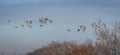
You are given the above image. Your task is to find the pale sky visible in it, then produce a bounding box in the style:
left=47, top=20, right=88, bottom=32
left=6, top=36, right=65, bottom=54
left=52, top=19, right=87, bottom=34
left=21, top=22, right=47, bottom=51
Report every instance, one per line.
left=0, top=0, right=120, bottom=53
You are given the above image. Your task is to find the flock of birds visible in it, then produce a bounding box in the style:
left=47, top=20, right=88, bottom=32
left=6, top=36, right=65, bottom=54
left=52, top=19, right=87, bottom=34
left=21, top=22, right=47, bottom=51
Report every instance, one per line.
left=6, top=18, right=105, bottom=33
left=39, top=17, right=53, bottom=27
left=67, top=19, right=106, bottom=32
left=7, top=17, right=53, bottom=29
left=67, top=25, right=87, bottom=32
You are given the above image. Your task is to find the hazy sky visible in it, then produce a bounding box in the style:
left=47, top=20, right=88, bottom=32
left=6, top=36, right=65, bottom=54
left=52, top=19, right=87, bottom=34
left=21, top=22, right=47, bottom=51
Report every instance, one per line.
left=0, top=0, right=120, bottom=53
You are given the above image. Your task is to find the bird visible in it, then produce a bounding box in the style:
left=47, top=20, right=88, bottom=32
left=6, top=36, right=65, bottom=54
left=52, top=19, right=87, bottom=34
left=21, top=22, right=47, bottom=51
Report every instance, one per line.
left=45, top=18, right=48, bottom=21
left=98, top=19, right=102, bottom=25
left=29, top=21, right=32, bottom=24
left=82, top=26, right=87, bottom=32
left=42, top=18, right=46, bottom=24
left=39, top=19, right=43, bottom=23
left=98, top=26, right=101, bottom=28
left=7, top=19, right=11, bottom=23
left=99, top=19, right=102, bottom=22
left=103, top=23, right=106, bottom=28
left=91, top=22, right=97, bottom=28
left=21, top=24, right=24, bottom=27
left=67, top=29, right=71, bottom=32
left=25, top=20, right=33, bottom=28
left=28, top=24, right=32, bottom=28
left=40, top=24, right=43, bottom=27
left=43, top=19, right=47, bottom=24
left=25, top=20, right=29, bottom=24
left=80, top=25, right=83, bottom=29
left=14, top=26, right=19, bottom=28
left=49, top=19, right=53, bottom=23
left=77, top=29, right=80, bottom=32
left=39, top=18, right=46, bottom=24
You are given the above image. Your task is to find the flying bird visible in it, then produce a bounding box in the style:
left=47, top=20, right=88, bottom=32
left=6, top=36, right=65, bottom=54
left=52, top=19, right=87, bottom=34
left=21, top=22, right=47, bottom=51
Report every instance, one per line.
left=82, top=26, right=87, bottom=32
left=7, top=19, right=11, bottom=23
left=21, top=24, right=24, bottom=27
left=25, top=20, right=29, bottom=23
left=40, top=24, right=43, bottom=27
left=99, top=19, right=102, bottom=22
left=98, top=26, right=101, bottom=28
left=80, top=25, right=83, bottom=29
left=39, top=18, right=46, bottom=24
left=48, top=19, right=53, bottom=23
left=38, top=17, right=53, bottom=27
left=45, top=18, right=48, bottom=21
left=39, top=19, right=43, bottom=23
left=28, top=24, right=32, bottom=28
left=103, top=23, right=106, bottom=28
left=98, top=19, right=103, bottom=25
left=14, top=26, right=19, bottom=28
left=25, top=20, right=33, bottom=28
left=77, top=29, right=80, bottom=32
left=91, top=22, right=97, bottom=28
left=67, top=29, right=71, bottom=32
left=29, top=21, right=32, bottom=24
